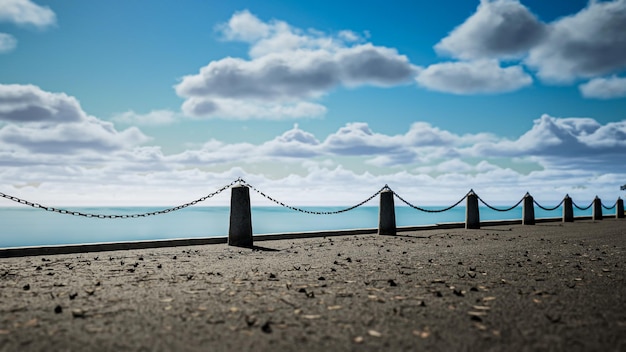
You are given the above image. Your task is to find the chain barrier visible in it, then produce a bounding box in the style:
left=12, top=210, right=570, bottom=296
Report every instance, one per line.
left=0, top=179, right=239, bottom=219
left=392, top=190, right=469, bottom=213
left=477, top=194, right=524, bottom=212
left=244, top=181, right=385, bottom=215
left=572, top=200, right=593, bottom=211
left=533, top=199, right=564, bottom=211
left=602, top=201, right=617, bottom=210
left=0, top=178, right=617, bottom=218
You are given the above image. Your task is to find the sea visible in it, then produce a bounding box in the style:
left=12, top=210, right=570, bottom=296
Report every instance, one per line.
left=0, top=204, right=613, bottom=248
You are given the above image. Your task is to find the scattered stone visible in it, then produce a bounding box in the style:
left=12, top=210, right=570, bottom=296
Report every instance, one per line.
left=54, top=305, right=63, bottom=314
left=261, top=321, right=272, bottom=334
left=69, top=293, right=78, bottom=300
left=245, top=315, right=256, bottom=327
left=368, top=330, right=382, bottom=337
left=388, top=279, right=398, bottom=287
left=22, top=284, right=30, bottom=291
left=72, top=309, right=86, bottom=318
left=413, top=329, right=430, bottom=338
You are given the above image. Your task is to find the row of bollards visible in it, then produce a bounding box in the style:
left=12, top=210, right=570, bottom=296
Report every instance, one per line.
left=228, top=184, right=624, bottom=247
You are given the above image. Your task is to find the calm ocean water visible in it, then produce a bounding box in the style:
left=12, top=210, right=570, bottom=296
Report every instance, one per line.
left=0, top=205, right=610, bottom=248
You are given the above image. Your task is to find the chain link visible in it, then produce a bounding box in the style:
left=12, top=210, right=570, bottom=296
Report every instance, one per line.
left=0, top=180, right=239, bottom=219
left=602, top=201, right=617, bottom=210
left=477, top=194, right=524, bottom=212
left=572, top=200, right=593, bottom=211
left=244, top=182, right=385, bottom=214
left=533, top=199, right=565, bottom=211
left=392, top=191, right=469, bottom=213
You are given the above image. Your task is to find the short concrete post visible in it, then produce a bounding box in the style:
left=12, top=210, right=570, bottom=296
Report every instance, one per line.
left=522, top=193, right=535, bottom=225
left=465, top=190, right=480, bottom=229
left=616, top=198, right=624, bottom=219
left=592, top=196, right=603, bottom=221
left=228, top=185, right=253, bottom=248
left=563, top=195, right=573, bottom=222
left=378, top=188, right=396, bottom=236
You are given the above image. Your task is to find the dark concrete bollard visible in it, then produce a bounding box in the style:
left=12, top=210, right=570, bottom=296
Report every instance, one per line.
left=378, top=189, right=396, bottom=236
left=563, top=195, right=574, bottom=222
left=228, top=185, right=253, bottom=248
left=522, top=193, right=535, bottom=225
left=617, top=198, right=624, bottom=219
left=465, top=191, right=480, bottom=229
left=592, top=196, right=603, bottom=221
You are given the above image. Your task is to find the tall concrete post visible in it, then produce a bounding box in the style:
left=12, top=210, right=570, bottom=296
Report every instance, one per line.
left=228, top=185, right=253, bottom=248
left=378, top=189, right=396, bottom=236
left=465, top=190, right=480, bottom=229
left=616, top=198, right=624, bottom=219
left=563, top=195, right=574, bottom=222
left=592, top=196, right=603, bottom=221
left=522, top=193, right=535, bottom=225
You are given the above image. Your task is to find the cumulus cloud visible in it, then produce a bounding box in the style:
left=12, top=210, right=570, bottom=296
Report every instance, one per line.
left=471, top=114, right=626, bottom=173
left=112, top=109, right=178, bottom=125
left=0, top=118, right=149, bottom=154
left=525, top=0, right=626, bottom=82
left=0, top=84, right=87, bottom=123
left=579, top=76, right=626, bottom=99
left=431, top=0, right=626, bottom=96
left=1, top=110, right=623, bottom=206
left=0, top=84, right=149, bottom=156
left=416, top=60, right=532, bottom=94
left=176, top=10, right=418, bottom=119
left=0, top=0, right=56, bottom=28
left=435, top=0, right=545, bottom=60
left=0, top=33, right=17, bottom=53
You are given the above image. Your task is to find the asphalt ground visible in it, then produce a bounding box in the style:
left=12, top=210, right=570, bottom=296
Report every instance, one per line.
left=1, top=219, right=625, bottom=351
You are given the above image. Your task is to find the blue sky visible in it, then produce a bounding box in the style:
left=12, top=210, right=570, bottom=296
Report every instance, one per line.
left=0, top=0, right=625, bottom=207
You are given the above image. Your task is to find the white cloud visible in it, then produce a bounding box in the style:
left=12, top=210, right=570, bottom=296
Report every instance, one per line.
left=112, top=109, right=178, bottom=125
left=1, top=108, right=623, bottom=206
left=435, top=0, right=545, bottom=60
left=431, top=0, right=626, bottom=97
left=0, top=84, right=87, bottom=123
left=470, top=114, right=626, bottom=173
left=0, top=0, right=56, bottom=28
left=0, top=118, right=149, bottom=154
left=525, top=0, right=626, bottom=83
left=181, top=97, right=327, bottom=120
left=0, top=84, right=150, bottom=157
left=218, top=9, right=270, bottom=42
left=176, top=10, right=418, bottom=119
left=416, top=60, right=532, bottom=94
left=0, top=33, right=17, bottom=53
left=579, top=76, right=626, bottom=99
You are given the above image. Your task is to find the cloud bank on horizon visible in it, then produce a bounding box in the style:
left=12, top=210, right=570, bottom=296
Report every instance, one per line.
left=0, top=0, right=625, bottom=207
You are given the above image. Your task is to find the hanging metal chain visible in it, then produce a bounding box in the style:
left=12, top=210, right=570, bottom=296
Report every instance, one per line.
left=477, top=194, right=524, bottom=212
left=0, top=180, right=239, bottom=219
left=572, top=200, right=593, bottom=211
left=392, top=190, right=468, bottom=213
left=533, top=199, right=565, bottom=211
left=602, top=201, right=617, bottom=210
left=243, top=181, right=385, bottom=215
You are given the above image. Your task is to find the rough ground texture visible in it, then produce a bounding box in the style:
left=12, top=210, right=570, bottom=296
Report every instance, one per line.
left=1, top=219, right=625, bottom=351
